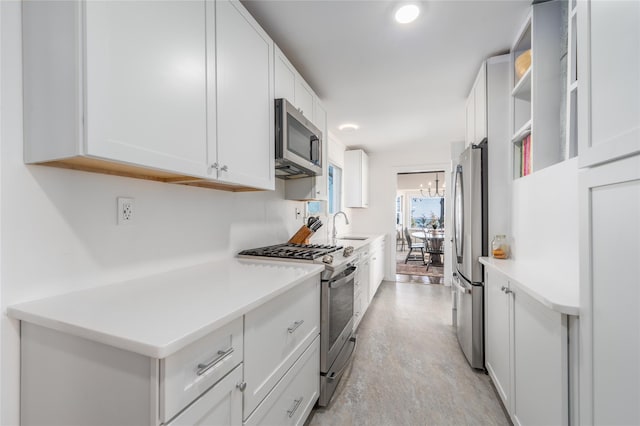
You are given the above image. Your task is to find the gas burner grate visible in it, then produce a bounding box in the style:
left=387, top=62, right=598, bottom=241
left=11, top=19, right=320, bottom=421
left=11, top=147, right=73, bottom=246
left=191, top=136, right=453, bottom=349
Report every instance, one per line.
left=238, top=243, right=344, bottom=260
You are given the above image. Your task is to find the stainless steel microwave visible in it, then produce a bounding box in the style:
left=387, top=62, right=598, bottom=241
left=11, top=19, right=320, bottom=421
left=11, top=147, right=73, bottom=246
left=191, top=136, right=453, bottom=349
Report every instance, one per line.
left=275, top=98, right=322, bottom=179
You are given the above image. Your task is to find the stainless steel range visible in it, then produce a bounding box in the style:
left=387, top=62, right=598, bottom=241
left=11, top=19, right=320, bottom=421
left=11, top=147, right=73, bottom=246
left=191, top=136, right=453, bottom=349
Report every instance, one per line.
left=238, top=243, right=358, bottom=407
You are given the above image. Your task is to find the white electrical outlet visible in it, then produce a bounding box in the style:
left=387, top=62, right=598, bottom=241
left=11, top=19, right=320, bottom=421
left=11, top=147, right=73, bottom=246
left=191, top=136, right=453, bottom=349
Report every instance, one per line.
left=117, top=197, right=135, bottom=225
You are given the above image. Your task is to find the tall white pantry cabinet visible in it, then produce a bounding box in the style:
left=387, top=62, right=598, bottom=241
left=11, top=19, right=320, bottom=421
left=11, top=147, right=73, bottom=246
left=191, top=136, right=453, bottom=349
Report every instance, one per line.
left=578, top=1, right=640, bottom=425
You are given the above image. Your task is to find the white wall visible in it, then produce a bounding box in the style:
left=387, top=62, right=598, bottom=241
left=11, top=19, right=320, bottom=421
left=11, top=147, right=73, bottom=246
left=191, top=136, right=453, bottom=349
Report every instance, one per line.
left=347, top=141, right=454, bottom=283
left=511, top=158, right=579, bottom=286
left=0, top=4, right=308, bottom=423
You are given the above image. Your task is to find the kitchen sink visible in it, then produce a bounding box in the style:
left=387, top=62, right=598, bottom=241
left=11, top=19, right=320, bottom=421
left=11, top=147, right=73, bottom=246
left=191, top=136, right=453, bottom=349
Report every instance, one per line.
left=338, top=236, right=368, bottom=241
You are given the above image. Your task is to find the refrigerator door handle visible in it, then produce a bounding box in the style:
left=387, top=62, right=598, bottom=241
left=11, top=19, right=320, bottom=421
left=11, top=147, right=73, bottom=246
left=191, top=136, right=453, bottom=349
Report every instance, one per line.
left=453, top=165, right=464, bottom=264
left=453, top=277, right=471, bottom=294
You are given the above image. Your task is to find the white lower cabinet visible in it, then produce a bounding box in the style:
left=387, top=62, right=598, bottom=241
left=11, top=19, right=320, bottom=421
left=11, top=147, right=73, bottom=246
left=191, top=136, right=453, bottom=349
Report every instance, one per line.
left=244, top=337, right=320, bottom=426
left=19, top=275, right=322, bottom=426
left=369, top=237, right=385, bottom=301
left=484, top=266, right=570, bottom=426
left=243, top=276, right=320, bottom=418
left=484, top=269, right=512, bottom=411
left=167, top=364, right=243, bottom=426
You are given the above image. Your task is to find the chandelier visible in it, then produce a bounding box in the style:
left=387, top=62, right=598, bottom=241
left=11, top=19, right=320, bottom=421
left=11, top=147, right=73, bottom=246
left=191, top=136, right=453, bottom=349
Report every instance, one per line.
left=420, top=172, right=445, bottom=198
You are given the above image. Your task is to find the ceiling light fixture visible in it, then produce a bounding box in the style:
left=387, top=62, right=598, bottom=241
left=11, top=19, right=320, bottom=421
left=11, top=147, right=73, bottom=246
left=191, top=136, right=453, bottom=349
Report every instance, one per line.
left=420, top=172, right=445, bottom=198
left=338, top=123, right=359, bottom=132
left=395, top=4, right=420, bottom=24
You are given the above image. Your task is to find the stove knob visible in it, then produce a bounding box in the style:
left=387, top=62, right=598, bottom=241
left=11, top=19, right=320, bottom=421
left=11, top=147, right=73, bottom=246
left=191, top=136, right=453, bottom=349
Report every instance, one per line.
left=343, top=246, right=354, bottom=257
left=322, top=255, right=334, bottom=265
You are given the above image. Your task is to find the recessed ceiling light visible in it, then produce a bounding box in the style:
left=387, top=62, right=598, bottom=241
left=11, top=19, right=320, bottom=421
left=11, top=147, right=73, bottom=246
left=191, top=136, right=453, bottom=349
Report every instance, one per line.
left=395, top=4, right=420, bottom=24
left=339, top=123, right=359, bottom=132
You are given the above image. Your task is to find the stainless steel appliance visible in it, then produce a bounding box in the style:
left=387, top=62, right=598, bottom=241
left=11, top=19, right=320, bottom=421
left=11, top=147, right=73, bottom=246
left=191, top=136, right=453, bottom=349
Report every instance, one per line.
left=452, top=141, right=488, bottom=369
left=237, top=243, right=358, bottom=406
left=275, top=98, right=322, bottom=179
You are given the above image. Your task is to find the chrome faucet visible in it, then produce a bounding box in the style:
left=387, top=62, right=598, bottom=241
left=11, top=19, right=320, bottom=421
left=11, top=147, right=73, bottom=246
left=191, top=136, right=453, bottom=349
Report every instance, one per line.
left=332, top=211, right=350, bottom=244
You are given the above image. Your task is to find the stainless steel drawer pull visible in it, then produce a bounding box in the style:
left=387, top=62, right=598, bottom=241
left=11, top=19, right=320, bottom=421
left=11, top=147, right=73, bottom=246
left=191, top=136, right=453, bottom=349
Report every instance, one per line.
left=287, top=320, right=304, bottom=333
left=287, top=397, right=303, bottom=418
left=196, top=347, right=234, bottom=376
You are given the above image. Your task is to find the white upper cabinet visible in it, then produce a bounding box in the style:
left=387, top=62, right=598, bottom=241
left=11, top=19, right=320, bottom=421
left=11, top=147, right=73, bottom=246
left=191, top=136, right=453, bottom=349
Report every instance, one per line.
left=465, top=62, right=487, bottom=147
left=578, top=0, right=640, bottom=167
left=212, top=0, right=274, bottom=190
left=22, top=0, right=274, bottom=191
left=345, top=149, right=369, bottom=208
left=273, top=46, right=316, bottom=122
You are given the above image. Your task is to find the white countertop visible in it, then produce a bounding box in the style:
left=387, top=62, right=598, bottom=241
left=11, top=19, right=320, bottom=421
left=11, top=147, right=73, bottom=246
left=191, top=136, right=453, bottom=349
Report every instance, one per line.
left=335, top=234, right=385, bottom=251
left=479, top=257, right=579, bottom=315
left=7, top=259, right=324, bottom=358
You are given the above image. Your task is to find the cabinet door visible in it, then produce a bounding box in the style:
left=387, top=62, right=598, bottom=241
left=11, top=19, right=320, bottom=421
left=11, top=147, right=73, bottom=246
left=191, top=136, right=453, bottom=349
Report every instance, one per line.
left=474, top=63, right=487, bottom=143
left=484, top=269, right=512, bottom=412
left=580, top=154, right=640, bottom=425
left=274, top=47, right=296, bottom=103
left=214, top=0, right=274, bottom=190
left=84, top=1, right=208, bottom=177
left=294, top=79, right=314, bottom=122
left=313, top=101, right=328, bottom=200
left=167, top=364, right=242, bottom=426
left=465, top=91, right=475, bottom=147
left=513, top=289, right=568, bottom=426
left=578, top=0, right=640, bottom=167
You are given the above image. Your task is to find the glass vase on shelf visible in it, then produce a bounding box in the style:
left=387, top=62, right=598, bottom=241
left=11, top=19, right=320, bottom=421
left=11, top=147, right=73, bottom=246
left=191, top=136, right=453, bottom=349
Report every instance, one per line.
left=491, top=235, right=510, bottom=259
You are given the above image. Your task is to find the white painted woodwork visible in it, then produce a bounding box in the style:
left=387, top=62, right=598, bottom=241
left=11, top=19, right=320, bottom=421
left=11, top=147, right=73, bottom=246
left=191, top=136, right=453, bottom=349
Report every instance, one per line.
left=369, top=237, right=385, bottom=301
left=22, top=0, right=275, bottom=191
left=464, top=61, right=488, bottom=147
left=482, top=260, right=574, bottom=425
left=295, top=78, right=314, bottom=122
left=577, top=0, right=640, bottom=168
left=355, top=247, right=371, bottom=330
left=484, top=269, right=512, bottom=412
left=510, top=1, right=563, bottom=174
left=513, top=288, right=568, bottom=426
left=21, top=323, right=158, bottom=426
left=167, top=365, right=242, bottom=426
left=243, top=276, right=320, bottom=418
left=485, top=56, right=512, bottom=253
left=344, top=149, right=369, bottom=208
left=16, top=263, right=323, bottom=426
left=244, top=337, right=320, bottom=426
left=160, top=317, right=243, bottom=423
left=23, top=0, right=209, bottom=177
left=579, top=154, right=640, bottom=425
left=213, top=0, right=274, bottom=190
left=465, top=91, right=475, bottom=147
left=274, top=46, right=296, bottom=103
left=474, top=62, right=487, bottom=143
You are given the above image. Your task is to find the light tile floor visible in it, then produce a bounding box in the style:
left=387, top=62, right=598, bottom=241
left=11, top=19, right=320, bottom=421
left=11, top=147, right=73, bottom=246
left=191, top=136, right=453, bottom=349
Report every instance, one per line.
left=307, top=281, right=511, bottom=426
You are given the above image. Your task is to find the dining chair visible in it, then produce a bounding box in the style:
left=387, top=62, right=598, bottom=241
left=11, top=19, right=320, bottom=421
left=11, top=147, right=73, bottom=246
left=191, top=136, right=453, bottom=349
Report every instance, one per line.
left=403, top=227, right=425, bottom=264
left=424, top=233, right=444, bottom=271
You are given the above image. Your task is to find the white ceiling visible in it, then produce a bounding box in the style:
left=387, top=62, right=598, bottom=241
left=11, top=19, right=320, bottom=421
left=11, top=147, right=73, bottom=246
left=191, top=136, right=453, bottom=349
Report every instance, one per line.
left=241, top=0, right=531, bottom=153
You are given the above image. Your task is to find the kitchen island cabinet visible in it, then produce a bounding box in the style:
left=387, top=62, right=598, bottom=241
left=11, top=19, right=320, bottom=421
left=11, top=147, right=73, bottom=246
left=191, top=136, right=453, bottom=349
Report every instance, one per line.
left=23, top=0, right=274, bottom=192
left=481, top=258, right=577, bottom=426
left=9, top=259, right=323, bottom=425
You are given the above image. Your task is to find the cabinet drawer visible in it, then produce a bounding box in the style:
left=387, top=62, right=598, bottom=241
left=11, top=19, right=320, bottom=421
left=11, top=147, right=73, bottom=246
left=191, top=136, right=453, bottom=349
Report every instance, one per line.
left=244, top=276, right=320, bottom=417
left=244, top=337, right=320, bottom=426
left=160, top=317, right=243, bottom=423
left=167, top=364, right=243, bottom=426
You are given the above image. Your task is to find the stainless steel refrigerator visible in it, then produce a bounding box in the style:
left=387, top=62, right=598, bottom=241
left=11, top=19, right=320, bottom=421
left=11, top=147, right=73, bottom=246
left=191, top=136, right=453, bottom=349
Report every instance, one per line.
left=452, top=141, right=487, bottom=369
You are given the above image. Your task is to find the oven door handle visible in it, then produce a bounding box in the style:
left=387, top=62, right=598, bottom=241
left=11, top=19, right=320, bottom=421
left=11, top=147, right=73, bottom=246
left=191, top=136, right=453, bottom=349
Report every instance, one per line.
left=327, top=336, right=358, bottom=381
left=328, top=266, right=357, bottom=289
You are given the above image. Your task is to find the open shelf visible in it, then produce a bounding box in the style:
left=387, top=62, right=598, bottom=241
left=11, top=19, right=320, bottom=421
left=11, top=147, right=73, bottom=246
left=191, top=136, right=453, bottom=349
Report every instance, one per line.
left=512, top=119, right=532, bottom=143
left=512, top=67, right=532, bottom=100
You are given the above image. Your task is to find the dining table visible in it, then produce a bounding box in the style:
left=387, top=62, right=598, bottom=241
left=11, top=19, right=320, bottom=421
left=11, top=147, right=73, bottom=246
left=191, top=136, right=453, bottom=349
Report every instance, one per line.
left=411, top=230, right=445, bottom=266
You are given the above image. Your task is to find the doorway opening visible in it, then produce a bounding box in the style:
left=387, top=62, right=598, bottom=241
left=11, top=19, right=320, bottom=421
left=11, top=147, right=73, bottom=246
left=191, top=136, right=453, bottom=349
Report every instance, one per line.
left=395, top=171, right=445, bottom=284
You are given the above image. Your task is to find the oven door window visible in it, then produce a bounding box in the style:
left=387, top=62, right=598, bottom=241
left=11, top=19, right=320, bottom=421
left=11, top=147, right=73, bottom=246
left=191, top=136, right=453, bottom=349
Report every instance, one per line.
left=328, top=271, right=355, bottom=349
